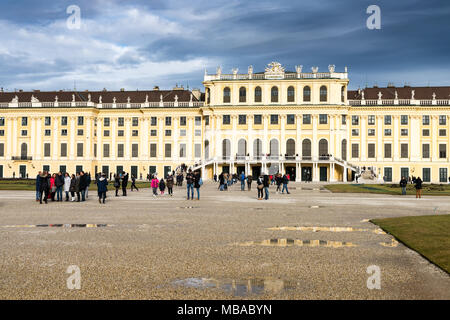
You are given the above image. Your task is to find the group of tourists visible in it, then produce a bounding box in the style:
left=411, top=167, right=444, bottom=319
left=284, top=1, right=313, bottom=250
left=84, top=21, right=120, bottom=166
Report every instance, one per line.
left=36, top=171, right=92, bottom=204
left=399, top=176, right=423, bottom=198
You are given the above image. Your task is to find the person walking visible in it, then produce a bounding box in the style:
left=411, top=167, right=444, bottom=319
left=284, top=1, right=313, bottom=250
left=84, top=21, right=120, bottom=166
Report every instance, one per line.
left=97, top=173, right=108, bottom=204
left=247, top=174, right=253, bottom=191
left=263, top=173, right=270, bottom=200
left=275, top=174, right=282, bottom=193
left=194, top=171, right=202, bottom=200
left=85, top=173, right=91, bottom=199
left=69, top=174, right=76, bottom=201
left=240, top=171, right=246, bottom=191
left=159, top=178, right=166, bottom=195
left=121, top=172, right=128, bottom=196
left=63, top=173, right=71, bottom=201
left=130, top=174, right=139, bottom=191
left=55, top=172, right=64, bottom=202
left=219, top=172, right=225, bottom=191
left=399, top=176, right=408, bottom=195
left=186, top=169, right=194, bottom=200
left=281, top=174, right=290, bottom=194
left=415, top=176, right=423, bottom=199
left=167, top=174, right=174, bottom=196
left=151, top=175, right=159, bottom=197
left=257, top=175, right=264, bottom=200
left=75, top=172, right=81, bottom=202
left=39, top=171, right=50, bottom=204
left=79, top=171, right=88, bottom=201
left=114, top=174, right=121, bottom=196
left=35, top=171, right=41, bottom=202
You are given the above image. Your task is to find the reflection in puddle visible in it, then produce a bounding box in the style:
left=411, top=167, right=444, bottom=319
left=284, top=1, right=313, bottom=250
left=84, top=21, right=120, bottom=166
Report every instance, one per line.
left=268, top=226, right=385, bottom=234
left=236, top=238, right=357, bottom=248
left=173, top=277, right=296, bottom=296
left=176, top=206, right=197, bottom=209
left=380, top=239, right=399, bottom=247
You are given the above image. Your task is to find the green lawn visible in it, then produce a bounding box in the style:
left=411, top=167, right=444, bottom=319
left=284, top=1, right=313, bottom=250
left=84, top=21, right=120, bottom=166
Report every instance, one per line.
left=324, top=183, right=450, bottom=196
left=0, top=179, right=151, bottom=191
left=372, top=215, right=450, bottom=274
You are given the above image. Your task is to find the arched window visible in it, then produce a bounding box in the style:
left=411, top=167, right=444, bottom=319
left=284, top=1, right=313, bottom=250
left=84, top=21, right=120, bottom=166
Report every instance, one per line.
left=287, top=86, right=295, bottom=102
left=303, top=86, right=311, bottom=102
left=271, top=86, right=278, bottom=103
left=254, top=86, right=262, bottom=103
left=237, top=139, right=247, bottom=156
left=21, top=143, right=27, bottom=158
left=319, top=139, right=328, bottom=156
left=239, top=87, right=246, bottom=103
left=270, top=139, right=279, bottom=156
left=302, top=139, right=311, bottom=157
left=253, top=139, right=262, bottom=159
left=223, top=87, right=231, bottom=103
left=341, top=86, right=346, bottom=103
left=204, top=140, right=210, bottom=159
left=222, top=139, right=231, bottom=159
left=286, top=139, right=295, bottom=156
left=341, top=139, right=347, bottom=160
left=320, top=86, right=327, bottom=102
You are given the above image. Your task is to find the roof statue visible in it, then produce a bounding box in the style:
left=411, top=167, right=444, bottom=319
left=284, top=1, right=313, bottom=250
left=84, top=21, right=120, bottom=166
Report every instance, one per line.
left=411, top=90, right=415, bottom=100
left=328, top=65, right=335, bottom=73
left=395, top=91, right=398, bottom=99
left=99, top=95, right=102, bottom=103
left=311, top=66, right=319, bottom=73
left=378, top=91, right=382, bottom=100
left=72, top=94, right=75, bottom=102
left=55, top=96, right=58, bottom=102
left=265, top=62, right=285, bottom=74
left=31, top=95, right=39, bottom=103
left=127, top=97, right=131, bottom=103
left=113, top=97, right=116, bottom=103
left=88, top=94, right=91, bottom=102
left=11, top=95, right=18, bottom=103
left=295, top=65, right=303, bottom=73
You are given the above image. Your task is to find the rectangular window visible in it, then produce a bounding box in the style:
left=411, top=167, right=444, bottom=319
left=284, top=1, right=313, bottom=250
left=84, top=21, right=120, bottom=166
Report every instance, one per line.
left=352, top=129, right=359, bottom=136
left=0, top=130, right=4, bottom=136
left=254, top=115, right=262, bottom=125
left=180, top=129, right=186, bottom=137
left=368, top=115, right=375, bottom=125
left=44, top=143, right=51, bottom=157
left=401, top=168, right=409, bottom=180
left=118, top=130, right=124, bottom=137
left=104, top=118, right=110, bottom=126
left=165, top=130, right=171, bottom=137
left=0, top=117, right=4, bottom=126
left=103, top=144, right=110, bottom=158
left=422, top=115, right=430, bottom=125
left=0, top=143, right=4, bottom=157
left=303, top=114, right=311, bottom=125
left=439, top=115, right=446, bottom=125
left=195, top=144, right=201, bottom=158
left=319, top=114, right=328, bottom=124
left=401, top=115, right=408, bottom=125
left=45, top=129, right=51, bottom=136
left=179, top=144, right=186, bottom=158
left=60, top=143, right=67, bottom=157
left=342, top=115, right=346, bottom=125
left=21, top=130, right=27, bottom=136
left=287, top=114, right=295, bottom=125
left=77, top=116, right=84, bottom=126
left=195, top=116, right=201, bottom=126
left=368, top=143, right=375, bottom=158
left=94, top=144, right=97, bottom=157
left=439, top=168, right=448, bottom=183
left=195, top=129, right=201, bottom=136
left=422, top=144, right=430, bottom=158
left=384, top=129, right=392, bottom=136
left=150, top=144, right=157, bottom=157
left=132, top=130, right=138, bottom=136
left=165, top=117, right=172, bottom=126
left=223, top=115, right=230, bottom=125
left=132, top=117, right=139, bottom=126
left=117, top=144, right=124, bottom=158
left=384, top=143, right=392, bottom=158
left=150, top=130, right=157, bottom=136
left=78, top=129, right=84, bottom=136
left=238, top=115, right=246, bottom=125
left=423, top=168, right=431, bottom=182
left=204, top=116, right=209, bottom=126
left=439, top=144, right=447, bottom=158
left=400, top=143, right=408, bottom=158
left=384, top=115, right=391, bottom=125
left=22, top=117, right=28, bottom=126
left=118, top=117, right=124, bottom=127
left=45, top=117, right=51, bottom=126
left=351, top=144, right=359, bottom=158
left=368, top=129, right=375, bottom=136
left=179, top=116, right=186, bottom=126
left=132, top=144, right=138, bottom=158
left=61, top=117, right=68, bottom=126
left=270, top=115, right=278, bottom=125
left=384, top=167, right=392, bottom=182
left=422, top=129, right=430, bottom=136
left=401, top=129, right=408, bottom=136
left=439, top=129, right=446, bottom=136
left=165, top=143, right=171, bottom=158
left=77, top=143, right=83, bottom=157
left=351, top=116, right=359, bottom=126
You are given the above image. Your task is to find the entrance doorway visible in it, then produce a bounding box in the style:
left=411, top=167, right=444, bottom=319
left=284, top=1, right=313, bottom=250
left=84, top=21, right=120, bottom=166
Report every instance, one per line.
left=251, top=166, right=261, bottom=179
left=222, top=165, right=230, bottom=174
left=320, top=167, right=327, bottom=181
left=19, top=165, right=26, bottom=178
left=302, top=167, right=312, bottom=181
left=285, top=166, right=296, bottom=181
left=236, top=166, right=245, bottom=176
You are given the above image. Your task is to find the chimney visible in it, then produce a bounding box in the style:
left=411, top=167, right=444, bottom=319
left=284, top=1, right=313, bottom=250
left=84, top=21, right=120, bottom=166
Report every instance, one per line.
left=120, top=88, right=125, bottom=92
left=153, top=86, right=159, bottom=91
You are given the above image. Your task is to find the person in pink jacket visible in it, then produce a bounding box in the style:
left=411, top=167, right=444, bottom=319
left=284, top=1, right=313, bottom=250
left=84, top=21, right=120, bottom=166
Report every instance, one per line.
left=151, top=176, right=159, bottom=197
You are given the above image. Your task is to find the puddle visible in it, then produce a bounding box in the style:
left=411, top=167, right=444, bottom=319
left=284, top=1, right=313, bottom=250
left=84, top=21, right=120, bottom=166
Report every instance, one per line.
left=176, top=206, right=197, bottom=209
left=235, top=238, right=357, bottom=248
left=309, top=206, right=322, bottom=208
left=172, top=277, right=296, bottom=296
left=2, top=224, right=108, bottom=228
left=268, top=226, right=385, bottom=234
left=380, top=239, right=399, bottom=247
left=253, top=208, right=265, bottom=210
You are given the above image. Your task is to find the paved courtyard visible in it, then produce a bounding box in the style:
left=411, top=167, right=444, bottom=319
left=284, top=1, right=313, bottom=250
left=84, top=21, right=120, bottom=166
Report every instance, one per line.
left=0, top=182, right=449, bottom=299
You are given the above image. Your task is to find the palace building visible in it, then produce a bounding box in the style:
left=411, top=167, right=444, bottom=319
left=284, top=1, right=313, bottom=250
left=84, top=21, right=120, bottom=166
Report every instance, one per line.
left=1, top=62, right=450, bottom=183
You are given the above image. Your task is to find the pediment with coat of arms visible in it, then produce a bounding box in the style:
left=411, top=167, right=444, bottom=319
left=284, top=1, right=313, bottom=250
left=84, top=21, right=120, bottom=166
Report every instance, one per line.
left=264, top=62, right=285, bottom=79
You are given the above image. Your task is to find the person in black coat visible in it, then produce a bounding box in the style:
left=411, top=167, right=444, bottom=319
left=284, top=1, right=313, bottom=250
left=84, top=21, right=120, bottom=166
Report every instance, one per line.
left=121, top=172, right=128, bottom=196
left=39, top=171, right=50, bottom=204
left=97, top=173, right=108, bottom=204
left=35, top=171, right=41, bottom=202
left=263, top=174, right=270, bottom=200
left=79, top=171, right=88, bottom=201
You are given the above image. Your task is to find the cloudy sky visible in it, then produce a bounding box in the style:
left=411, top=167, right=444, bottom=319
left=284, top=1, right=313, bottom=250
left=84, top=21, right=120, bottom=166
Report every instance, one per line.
left=0, top=0, right=449, bottom=91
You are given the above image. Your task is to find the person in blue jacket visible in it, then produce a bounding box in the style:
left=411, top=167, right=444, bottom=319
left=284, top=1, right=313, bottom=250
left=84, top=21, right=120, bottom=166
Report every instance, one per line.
left=240, top=172, right=246, bottom=191
left=97, top=173, right=108, bottom=204
left=35, top=171, right=41, bottom=202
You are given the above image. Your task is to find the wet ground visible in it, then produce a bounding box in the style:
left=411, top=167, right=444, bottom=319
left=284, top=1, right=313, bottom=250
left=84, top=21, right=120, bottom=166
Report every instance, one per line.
left=0, top=182, right=449, bottom=299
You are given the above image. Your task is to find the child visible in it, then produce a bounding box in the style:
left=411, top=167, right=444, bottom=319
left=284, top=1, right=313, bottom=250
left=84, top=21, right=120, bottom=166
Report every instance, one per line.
left=159, top=178, right=166, bottom=195
left=151, top=176, right=159, bottom=197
